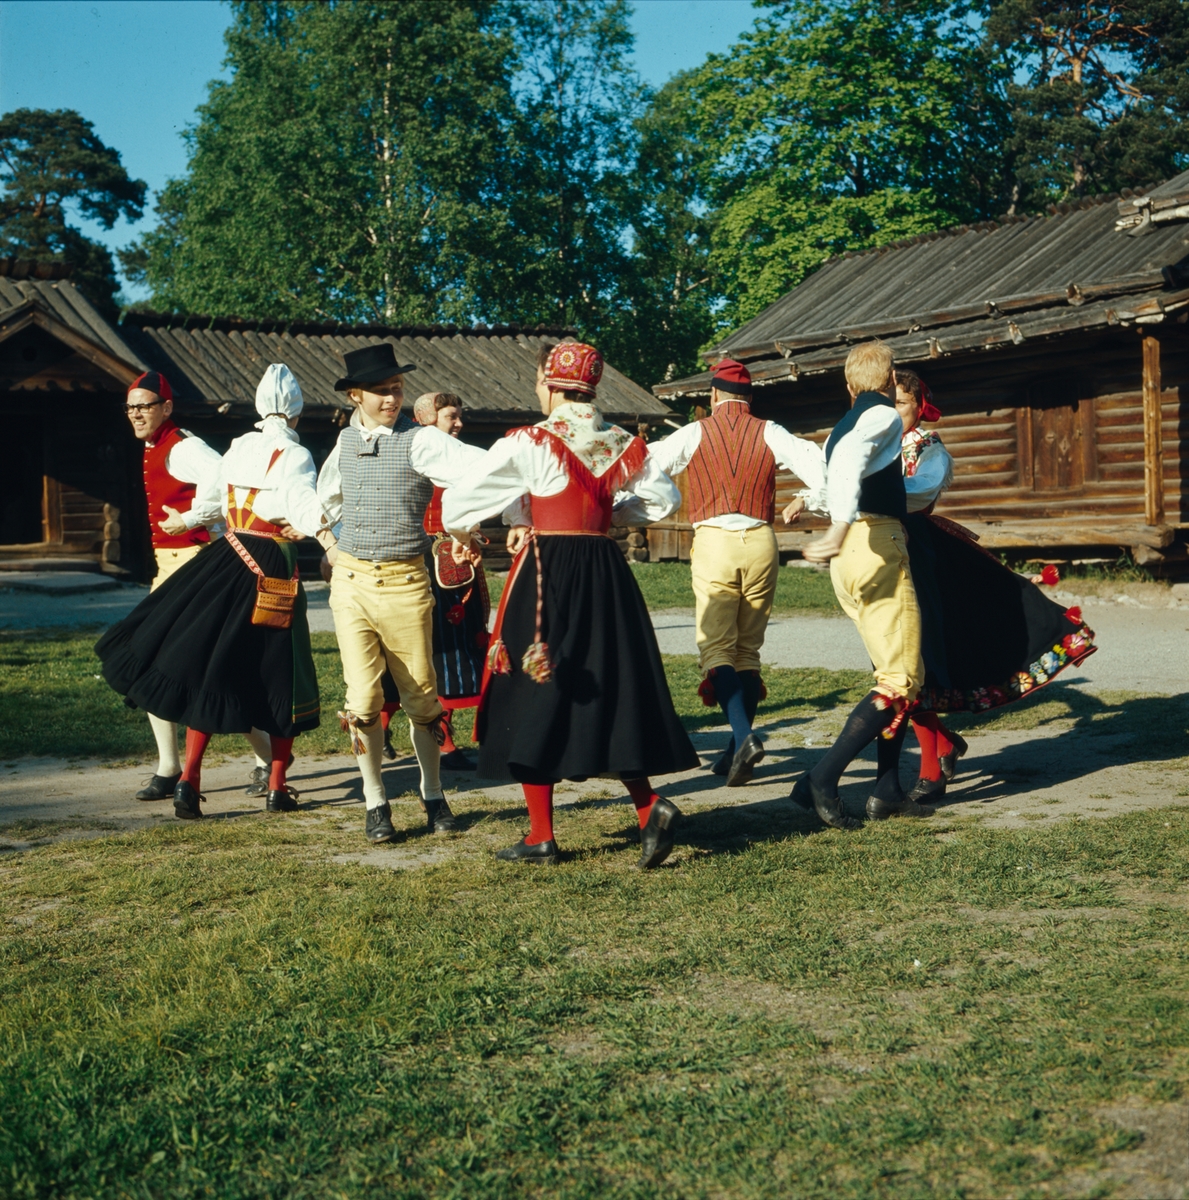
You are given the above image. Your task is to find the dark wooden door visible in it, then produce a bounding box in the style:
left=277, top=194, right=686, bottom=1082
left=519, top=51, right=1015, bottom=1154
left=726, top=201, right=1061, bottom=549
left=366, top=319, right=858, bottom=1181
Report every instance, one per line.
left=1032, top=401, right=1082, bottom=491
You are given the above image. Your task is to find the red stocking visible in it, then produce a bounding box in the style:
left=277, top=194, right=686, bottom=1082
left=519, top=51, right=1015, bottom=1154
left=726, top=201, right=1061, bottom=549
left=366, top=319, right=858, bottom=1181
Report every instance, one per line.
left=522, top=783, right=555, bottom=845
left=624, top=778, right=659, bottom=829
left=269, top=736, right=294, bottom=791
left=181, top=729, right=212, bottom=794
left=910, top=715, right=942, bottom=782
left=380, top=703, right=399, bottom=732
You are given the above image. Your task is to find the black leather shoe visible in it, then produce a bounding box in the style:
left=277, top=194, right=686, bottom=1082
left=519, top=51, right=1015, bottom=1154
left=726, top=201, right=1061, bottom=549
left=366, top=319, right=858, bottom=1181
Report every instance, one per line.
left=495, top=837, right=559, bottom=865
left=638, top=797, right=681, bottom=869
left=440, top=748, right=477, bottom=771
left=173, top=780, right=203, bottom=820
left=726, top=732, right=765, bottom=787
left=424, top=797, right=457, bottom=833
left=245, top=766, right=268, bottom=797
left=265, top=786, right=300, bottom=813
left=939, top=732, right=969, bottom=782
left=906, top=775, right=946, bottom=805
left=789, top=773, right=862, bottom=831
left=866, top=790, right=935, bottom=820
left=135, top=772, right=180, bottom=802
left=711, top=740, right=735, bottom=776
left=366, top=803, right=397, bottom=843
left=382, top=728, right=397, bottom=761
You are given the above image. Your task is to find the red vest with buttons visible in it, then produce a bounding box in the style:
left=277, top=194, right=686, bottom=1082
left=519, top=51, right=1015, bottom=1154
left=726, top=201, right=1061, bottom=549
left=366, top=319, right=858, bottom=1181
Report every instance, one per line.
left=686, top=403, right=776, bottom=525
left=143, top=420, right=211, bottom=549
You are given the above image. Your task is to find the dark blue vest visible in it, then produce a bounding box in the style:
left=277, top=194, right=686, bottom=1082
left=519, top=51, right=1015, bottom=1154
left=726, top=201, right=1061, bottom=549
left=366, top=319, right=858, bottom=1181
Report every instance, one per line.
left=825, top=392, right=907, bottom=520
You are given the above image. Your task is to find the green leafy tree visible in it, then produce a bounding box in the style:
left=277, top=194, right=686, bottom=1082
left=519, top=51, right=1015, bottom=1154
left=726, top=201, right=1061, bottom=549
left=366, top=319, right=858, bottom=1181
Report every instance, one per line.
left=668, top=0, right=1013, bottom=330
left=987, top=0, right=1189, bottom=209
left=0, top=108, right=145, bottom=317
left=126, top=1, right=518, bottom=323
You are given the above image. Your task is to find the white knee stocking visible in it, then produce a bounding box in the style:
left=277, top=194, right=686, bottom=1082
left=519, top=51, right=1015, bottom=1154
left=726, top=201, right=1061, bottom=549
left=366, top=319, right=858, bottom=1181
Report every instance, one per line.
left=244, top=726, right=271, bottom=769
left=354, top=719, right=388, bottom=810
left=410, top=721, right=443, bottom=801
left=147, top=713, right=181, bottom=777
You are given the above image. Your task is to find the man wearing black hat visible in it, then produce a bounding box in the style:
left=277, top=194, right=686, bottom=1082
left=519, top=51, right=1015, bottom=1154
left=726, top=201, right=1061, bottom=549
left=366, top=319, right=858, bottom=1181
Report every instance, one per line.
left=648, top=358, right=825, bottom=787
left=316, top=343, right=486, bottom=844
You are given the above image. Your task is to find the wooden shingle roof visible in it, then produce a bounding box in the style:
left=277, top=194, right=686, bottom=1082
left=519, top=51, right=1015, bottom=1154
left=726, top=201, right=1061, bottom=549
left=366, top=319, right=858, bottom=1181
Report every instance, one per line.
left=657, top=171, right=1189, bottom=399
left=118, top=313, right=670, bottom=426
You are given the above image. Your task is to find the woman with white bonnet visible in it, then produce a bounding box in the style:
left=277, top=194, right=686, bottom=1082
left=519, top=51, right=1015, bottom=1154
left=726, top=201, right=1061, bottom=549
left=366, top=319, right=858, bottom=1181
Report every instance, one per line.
left=97, top=364, right=327, bottom=820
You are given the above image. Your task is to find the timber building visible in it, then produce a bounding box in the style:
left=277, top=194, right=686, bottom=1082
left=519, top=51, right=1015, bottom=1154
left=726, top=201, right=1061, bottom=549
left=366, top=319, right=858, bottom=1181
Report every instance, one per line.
left=0, top=271, right=669, bottom=581
left=654, top=170, right=1189, bottom=569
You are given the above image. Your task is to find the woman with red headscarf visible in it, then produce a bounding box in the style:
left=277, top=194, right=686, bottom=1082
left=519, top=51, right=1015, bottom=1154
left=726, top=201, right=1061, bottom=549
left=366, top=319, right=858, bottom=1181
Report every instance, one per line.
left=441, top=342, right=699, bottom=867
left=886, top=370, right=1098, bottom=812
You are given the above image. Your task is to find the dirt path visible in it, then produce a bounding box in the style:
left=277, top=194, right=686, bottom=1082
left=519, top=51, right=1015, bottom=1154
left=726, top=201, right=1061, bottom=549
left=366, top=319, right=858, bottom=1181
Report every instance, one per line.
left=3, top=712, right=1184, bottom=858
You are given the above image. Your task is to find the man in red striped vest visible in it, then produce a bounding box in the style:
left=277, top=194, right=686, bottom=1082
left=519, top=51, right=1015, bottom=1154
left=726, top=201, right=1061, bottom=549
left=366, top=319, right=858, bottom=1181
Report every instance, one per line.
left=648, top=359, right=825, bottom=786
left=125, top=370, right=274, bottom=801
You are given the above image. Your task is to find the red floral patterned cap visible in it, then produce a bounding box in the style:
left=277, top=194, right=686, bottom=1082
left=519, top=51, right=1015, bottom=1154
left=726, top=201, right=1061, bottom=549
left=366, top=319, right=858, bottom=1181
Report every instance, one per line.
left=544, top=342, right=603, bottom=397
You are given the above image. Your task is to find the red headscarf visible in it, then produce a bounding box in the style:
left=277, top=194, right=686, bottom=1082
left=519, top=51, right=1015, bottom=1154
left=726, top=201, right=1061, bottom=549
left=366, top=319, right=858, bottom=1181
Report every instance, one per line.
left=918, top=379, right=941, bottom=423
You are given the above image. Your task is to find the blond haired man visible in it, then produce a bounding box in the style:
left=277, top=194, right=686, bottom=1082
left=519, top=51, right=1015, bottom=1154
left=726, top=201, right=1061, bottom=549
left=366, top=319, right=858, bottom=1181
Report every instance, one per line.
left=792, top=340, right=928, bottom=829
left=315, top=344, right=484, bottom=844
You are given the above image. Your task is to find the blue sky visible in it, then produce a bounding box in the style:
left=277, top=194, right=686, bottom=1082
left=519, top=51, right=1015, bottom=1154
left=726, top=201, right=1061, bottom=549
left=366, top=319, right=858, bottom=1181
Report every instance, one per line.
left=0, top=0, right=760, bottom=300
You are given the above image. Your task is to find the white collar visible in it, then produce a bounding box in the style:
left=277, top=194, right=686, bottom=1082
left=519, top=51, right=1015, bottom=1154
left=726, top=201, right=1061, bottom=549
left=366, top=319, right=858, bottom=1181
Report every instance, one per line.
left=350, top=408, right=402, bottom=440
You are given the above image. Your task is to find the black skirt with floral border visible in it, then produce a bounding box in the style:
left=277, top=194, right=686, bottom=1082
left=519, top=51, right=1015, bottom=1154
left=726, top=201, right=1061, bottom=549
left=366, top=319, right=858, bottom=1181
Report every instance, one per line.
left=906, top=514, right=1096, bottom=715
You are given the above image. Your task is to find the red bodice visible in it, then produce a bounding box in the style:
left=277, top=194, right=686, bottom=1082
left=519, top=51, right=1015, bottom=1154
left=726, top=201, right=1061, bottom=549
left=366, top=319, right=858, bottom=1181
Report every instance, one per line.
left=423, top=486, right=446, bottom=536
left=143, top=421, right=210, bottom=549
left=530, top=478, right=614, bottom=533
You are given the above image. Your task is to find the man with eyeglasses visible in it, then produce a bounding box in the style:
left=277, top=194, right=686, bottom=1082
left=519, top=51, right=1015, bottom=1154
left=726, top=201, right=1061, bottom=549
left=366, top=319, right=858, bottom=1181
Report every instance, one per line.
left=123, top=370, right=273, bottom=801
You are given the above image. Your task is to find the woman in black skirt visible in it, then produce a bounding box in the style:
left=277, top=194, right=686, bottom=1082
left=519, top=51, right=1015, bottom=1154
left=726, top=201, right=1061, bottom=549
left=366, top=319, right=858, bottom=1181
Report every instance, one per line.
left=97, top=364, right=327, bottom=819
left=894, top=370, right=1097, bottom=806
left=441, top=342, right=698, bottom=868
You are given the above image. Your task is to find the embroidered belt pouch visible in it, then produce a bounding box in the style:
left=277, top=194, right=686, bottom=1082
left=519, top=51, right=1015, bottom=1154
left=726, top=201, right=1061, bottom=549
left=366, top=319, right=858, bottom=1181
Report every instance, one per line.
left=226, top=531, right=298, bottom=629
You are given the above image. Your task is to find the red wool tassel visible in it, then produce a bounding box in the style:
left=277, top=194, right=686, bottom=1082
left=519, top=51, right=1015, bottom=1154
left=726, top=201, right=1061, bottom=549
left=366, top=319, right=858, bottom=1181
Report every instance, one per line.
left=446, top=603, right=465, bottom=625
left=697, top=675, right=717, bottom=707
left=1041, top=564, right=1060, bottom=586
left=487, top=639, right=512, bottom=675
left=1064, top=606, right=1082, bottom=624
left=521, top=640, right=553, bottom=684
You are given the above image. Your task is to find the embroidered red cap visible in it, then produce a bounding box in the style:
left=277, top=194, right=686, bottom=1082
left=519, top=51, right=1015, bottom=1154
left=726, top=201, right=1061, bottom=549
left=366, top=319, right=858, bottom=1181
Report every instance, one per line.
left=128, top=370, right=173, bottom=402
left=544, top=342, right=603, bottom=397
left=710, top=358, right=752, bottom=396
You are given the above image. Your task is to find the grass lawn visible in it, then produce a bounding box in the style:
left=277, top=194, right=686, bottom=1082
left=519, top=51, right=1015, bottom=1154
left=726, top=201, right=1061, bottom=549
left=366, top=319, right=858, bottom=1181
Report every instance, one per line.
left=0, top=805, right=1186, bottom=1197
left=626, top=560, right=841, bottom=614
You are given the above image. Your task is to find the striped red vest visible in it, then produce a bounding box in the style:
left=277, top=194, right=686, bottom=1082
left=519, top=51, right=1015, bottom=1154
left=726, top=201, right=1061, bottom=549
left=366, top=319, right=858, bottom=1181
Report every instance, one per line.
left=686, top=404, right=776, bottom=525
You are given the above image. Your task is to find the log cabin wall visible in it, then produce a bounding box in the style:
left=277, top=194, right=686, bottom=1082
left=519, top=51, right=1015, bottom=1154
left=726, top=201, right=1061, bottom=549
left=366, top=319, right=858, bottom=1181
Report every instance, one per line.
left=645, top=323, right=1188, bottom=560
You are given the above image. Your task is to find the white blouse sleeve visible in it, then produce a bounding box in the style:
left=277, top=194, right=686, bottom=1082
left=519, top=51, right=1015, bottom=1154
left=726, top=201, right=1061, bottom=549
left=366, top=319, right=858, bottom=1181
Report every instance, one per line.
left=316, top=437, right=344, bottom=529
left=441, top=436, right=532, bottom=542
left=904, top=441, right=954, bottom=513
left=611, top=453, right=681, bottom=525
left=168, top=435, right=225, bottom=530
left=409, top=426, right=489, bottom=487
left=764, top=422, right=828, bottom=514
left=277, top=444, right=326, bottom=539
left=645, top=421, right=702, bottom=478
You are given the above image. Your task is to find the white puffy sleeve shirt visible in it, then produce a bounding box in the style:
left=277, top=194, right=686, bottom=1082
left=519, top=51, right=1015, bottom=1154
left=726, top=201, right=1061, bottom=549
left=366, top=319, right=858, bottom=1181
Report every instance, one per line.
left=904, top=438, right=955, bottom=513
left=440, top=430, right=680, bottom=542
left=219, top=426, right=326, bottom=539
left=825, top=403, right=905, bottom=525
left=646, top=412, right=828, bottom=527
left=160, top=430, right=224, bottom=530
left=316, top=422, right=488, bottom=532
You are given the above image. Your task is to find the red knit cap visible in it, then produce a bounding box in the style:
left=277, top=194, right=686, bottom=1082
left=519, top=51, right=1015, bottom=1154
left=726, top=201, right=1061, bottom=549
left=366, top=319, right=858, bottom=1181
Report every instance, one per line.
left=710, top=358, right=752, bottom=397
left=127, top=370, right=173, bottom=402
left=544, top=342, right=603, bottom=397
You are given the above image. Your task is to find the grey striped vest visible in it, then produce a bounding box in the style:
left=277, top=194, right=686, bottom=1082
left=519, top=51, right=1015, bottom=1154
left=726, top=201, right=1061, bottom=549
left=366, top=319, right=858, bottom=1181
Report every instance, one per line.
left=336, top=415, right=434, bottom=561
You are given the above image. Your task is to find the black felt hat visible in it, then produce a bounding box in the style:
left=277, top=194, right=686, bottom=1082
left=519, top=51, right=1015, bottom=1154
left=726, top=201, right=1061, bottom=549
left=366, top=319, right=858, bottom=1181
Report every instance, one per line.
left=333, top=343, right=416, bottom=391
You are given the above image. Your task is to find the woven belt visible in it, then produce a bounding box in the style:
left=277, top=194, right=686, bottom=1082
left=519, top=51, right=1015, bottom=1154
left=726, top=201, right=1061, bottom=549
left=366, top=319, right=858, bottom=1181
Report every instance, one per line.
left=533, top=529, right=610, bottom=537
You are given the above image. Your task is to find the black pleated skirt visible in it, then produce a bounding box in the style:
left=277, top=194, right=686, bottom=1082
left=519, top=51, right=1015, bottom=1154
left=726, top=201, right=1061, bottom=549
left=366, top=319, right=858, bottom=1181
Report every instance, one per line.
left=476, top=536, right=699, bottom=783
left=906, top=514, right=1096, bottom=714
left=96, top=535, right=320, bottom=737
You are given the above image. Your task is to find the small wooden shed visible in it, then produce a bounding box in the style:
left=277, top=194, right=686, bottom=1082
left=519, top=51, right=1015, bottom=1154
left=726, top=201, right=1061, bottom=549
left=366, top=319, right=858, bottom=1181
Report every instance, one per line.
left=0, top=285, right=671, bottom=581
left=654, top=170, right=1189, bottom=568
